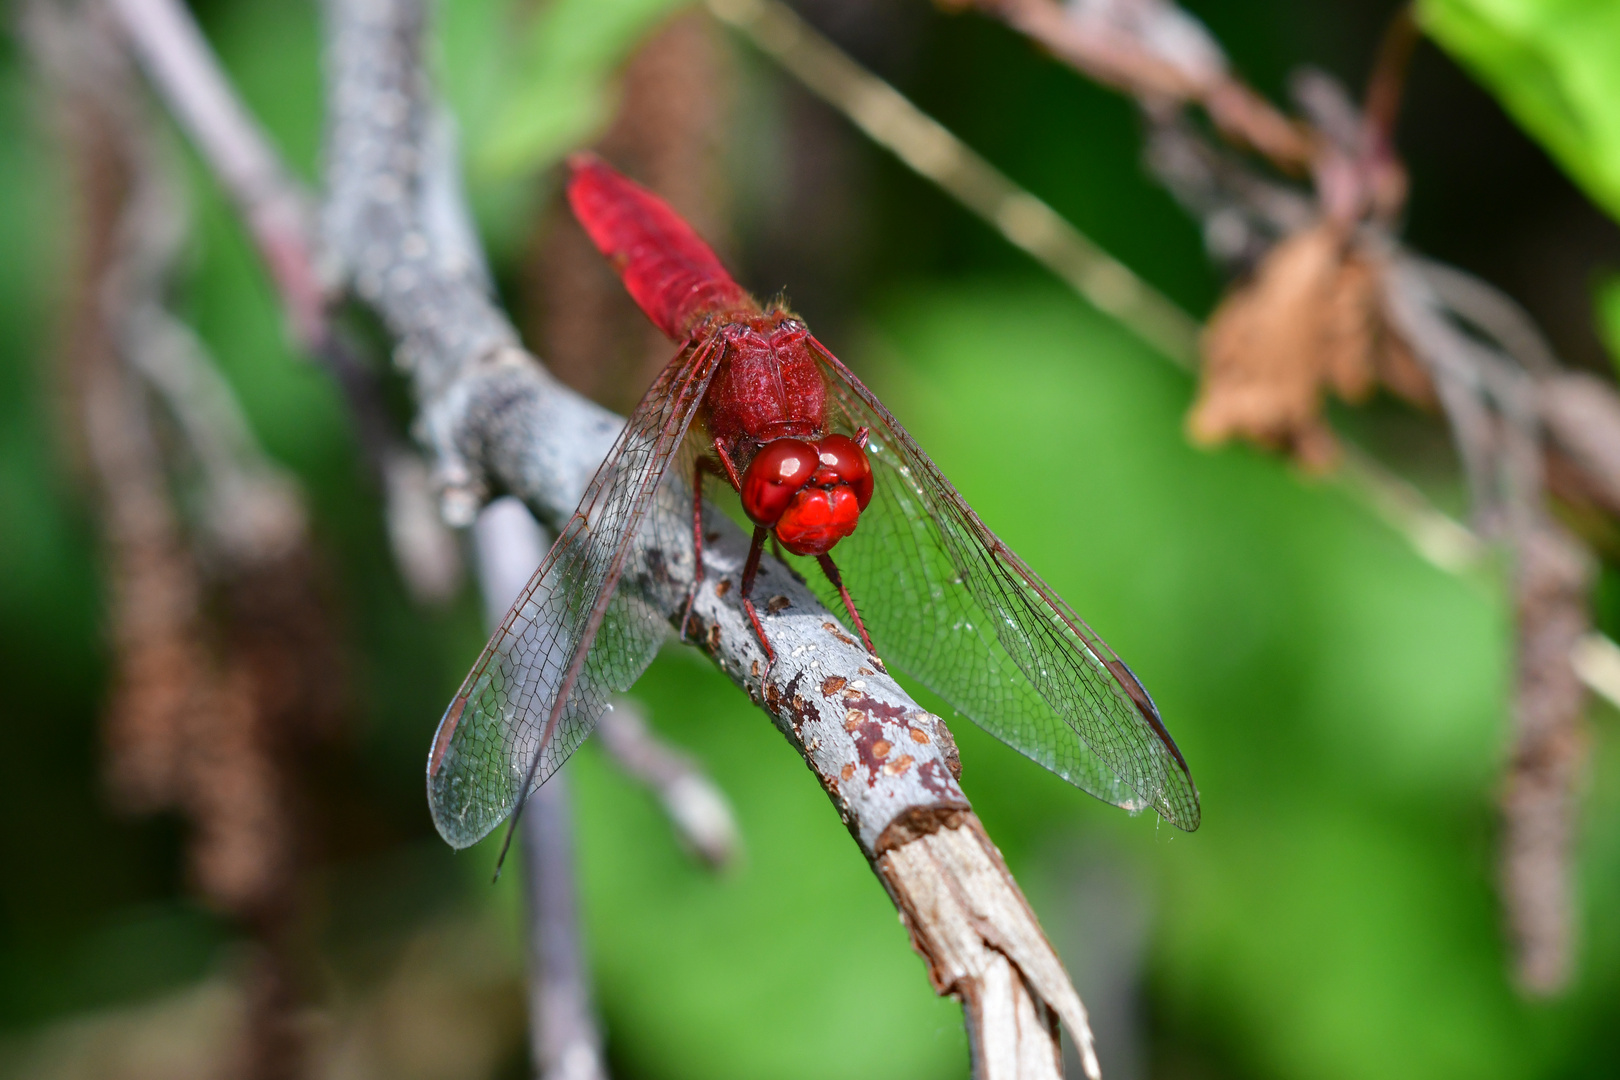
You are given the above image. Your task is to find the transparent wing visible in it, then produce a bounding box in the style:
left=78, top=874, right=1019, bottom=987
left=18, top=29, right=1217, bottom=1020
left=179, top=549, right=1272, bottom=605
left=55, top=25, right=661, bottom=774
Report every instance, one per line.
left=426, top=339, right=721, bottom=849
left=807, top=338, right=1200, bottom=829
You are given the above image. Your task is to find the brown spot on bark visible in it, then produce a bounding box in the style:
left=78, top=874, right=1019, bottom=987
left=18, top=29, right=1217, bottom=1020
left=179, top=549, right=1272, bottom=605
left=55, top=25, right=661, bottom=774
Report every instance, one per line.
left=783, top=673, right=817, bottom=732
left=909, top=727, right=930, bottom=744
left=706, top=623, right=721, bottom=651
left=714, top=578, right=731, bottom=597
left=844, top=694, right=908, bottom=723
left=750, top=660, right=760, bottom=679
left=767, top=595, right=790, bottom=613
left=705, top=531, right=721, bottom=542
left=883, top=754, right=913, bottom=776
left=765, top=681, right=781, bottom=709
left=839, top=695, right=913, bottom=786
left=821, top=675, right=846, bottom=696
left=858, top=667, right=873, bottom=676
left=820, top=621, right=855, bottom=645
left=840, top=762, right=856, bottom=781
left=915, top=759, right=958, bottom=797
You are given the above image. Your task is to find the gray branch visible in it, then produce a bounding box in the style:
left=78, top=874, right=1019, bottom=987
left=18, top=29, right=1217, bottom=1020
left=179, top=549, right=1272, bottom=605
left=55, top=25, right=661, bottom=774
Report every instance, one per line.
left=105, top=0, right=464, bottom=606
left=318, top=0, right=1097, bottom=1072
left=475, top=498, right=608, bottom=1080
left=598, top=698, right=741, bottom=870
left=106, top=0, right=327, bottom=343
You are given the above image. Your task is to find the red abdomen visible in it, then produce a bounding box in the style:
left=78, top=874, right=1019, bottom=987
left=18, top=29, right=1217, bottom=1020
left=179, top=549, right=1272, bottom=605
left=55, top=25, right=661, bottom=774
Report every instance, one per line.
left=567, top=155, right=755, bottom=342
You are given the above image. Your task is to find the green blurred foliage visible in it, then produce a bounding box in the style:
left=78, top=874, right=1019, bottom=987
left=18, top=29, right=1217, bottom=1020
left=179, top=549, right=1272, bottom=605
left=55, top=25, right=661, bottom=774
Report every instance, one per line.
left=437, top=0, right=691, bottom=260
left=1600, top=274, right=1620, bottom=374
left=4, top=0, right=1620, bottom=1078
left=453, top=0, right=687, bottom=179
left=1418, top=0, right=1620, bottom=224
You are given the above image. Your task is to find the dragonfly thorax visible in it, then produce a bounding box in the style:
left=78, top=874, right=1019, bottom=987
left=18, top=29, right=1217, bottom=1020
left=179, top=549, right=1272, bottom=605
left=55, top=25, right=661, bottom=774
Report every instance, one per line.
left=703, top=315, right=826, bottom=449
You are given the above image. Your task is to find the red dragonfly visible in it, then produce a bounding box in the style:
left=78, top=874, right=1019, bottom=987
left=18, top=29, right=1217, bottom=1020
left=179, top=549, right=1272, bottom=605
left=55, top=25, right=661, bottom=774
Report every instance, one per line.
left=427, top=155, right=1199, bottom=853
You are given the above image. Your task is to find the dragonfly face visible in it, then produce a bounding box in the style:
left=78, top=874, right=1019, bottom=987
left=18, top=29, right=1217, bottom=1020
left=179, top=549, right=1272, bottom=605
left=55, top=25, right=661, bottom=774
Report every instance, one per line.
left=740, top=432, right=874, bottom=555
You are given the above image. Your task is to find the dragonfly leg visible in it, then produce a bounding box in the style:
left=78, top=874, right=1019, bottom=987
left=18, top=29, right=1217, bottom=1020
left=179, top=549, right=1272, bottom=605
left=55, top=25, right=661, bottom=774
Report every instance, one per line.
left=713, top=437, right=743, bottom=490
left=740, top=525, right=776, bottom=664
left=816, top=552, right=877, bottom=657
left=680, top=459, right=705, bottom=638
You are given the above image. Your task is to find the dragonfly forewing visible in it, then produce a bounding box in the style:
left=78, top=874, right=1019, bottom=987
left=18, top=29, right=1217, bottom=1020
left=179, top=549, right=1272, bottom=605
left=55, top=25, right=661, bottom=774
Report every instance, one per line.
left=426, top=340, right=723, bottom=849
left=806, top=339, right=1200, bottom=830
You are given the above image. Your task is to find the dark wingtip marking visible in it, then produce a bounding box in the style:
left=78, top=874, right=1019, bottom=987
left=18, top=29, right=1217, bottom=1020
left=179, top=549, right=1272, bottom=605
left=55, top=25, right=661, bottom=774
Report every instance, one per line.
left=429, top=696, right=467, bottom=778
left=1103, top=657, right=1193, bottom=783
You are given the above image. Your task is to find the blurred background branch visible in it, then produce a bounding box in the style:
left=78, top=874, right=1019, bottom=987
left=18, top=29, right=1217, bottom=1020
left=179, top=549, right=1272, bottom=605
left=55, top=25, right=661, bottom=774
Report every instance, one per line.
left=106, top=0, right=465, bottom=608
left=472, top=497, right=608, bottom=1080
left=28, top=5, right=350, bottom=1074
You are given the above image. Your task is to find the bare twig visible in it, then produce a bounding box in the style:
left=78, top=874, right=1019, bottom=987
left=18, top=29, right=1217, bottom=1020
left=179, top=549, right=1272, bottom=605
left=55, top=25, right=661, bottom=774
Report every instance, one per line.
left=1540, top=373, right=1620, bottom=515
left=597, top=699, right=742, bottom=869
left=474, top=498, right=609, bottom=1080
left=1571, top=632, right=1620, bottom=707
left=34, top=9, right=329, bottom=1075
left=1501, top=522, right=1591, bottom=993
left=105, top=0, right=326, bottom=344
left=521, top=773, right=607, bottom=1080
left=705, top=0, right=1199, bottom=366
left=101, top=104, right=309, bottom=566
left=952, top=0, right=1312, bottom=167
left=105, top=0, right=464, bottom=606
left=1382, top=257, right=1593, bottom=993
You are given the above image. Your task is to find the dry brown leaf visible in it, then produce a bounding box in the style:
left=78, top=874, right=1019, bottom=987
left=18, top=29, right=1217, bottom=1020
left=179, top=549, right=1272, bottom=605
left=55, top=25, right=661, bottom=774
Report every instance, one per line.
left=1322, top=251, right=1379, bottom=402
left=1190, top=223, right=1434, bottom=470
left=1190, top=222, right=1347, bottom=470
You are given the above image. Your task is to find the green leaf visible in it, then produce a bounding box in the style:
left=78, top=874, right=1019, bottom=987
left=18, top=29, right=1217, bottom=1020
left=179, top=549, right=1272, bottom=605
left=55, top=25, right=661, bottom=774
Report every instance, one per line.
left=467, top=0, right=693, bottom=180
left=1417, top=0, right=1620, bottom=223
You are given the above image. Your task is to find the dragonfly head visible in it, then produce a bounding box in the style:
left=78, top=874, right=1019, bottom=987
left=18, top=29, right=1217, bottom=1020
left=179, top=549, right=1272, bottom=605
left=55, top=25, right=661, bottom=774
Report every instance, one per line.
left=740, top=434, right=873, bottom=556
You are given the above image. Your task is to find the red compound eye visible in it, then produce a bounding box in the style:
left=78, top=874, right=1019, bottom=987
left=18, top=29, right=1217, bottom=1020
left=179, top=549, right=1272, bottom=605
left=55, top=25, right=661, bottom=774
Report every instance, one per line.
left=740, top=439, right=817, bottom=526
left=815, top=434, right=874, bottom=510
left=775, top=486, right=861, bottom=556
